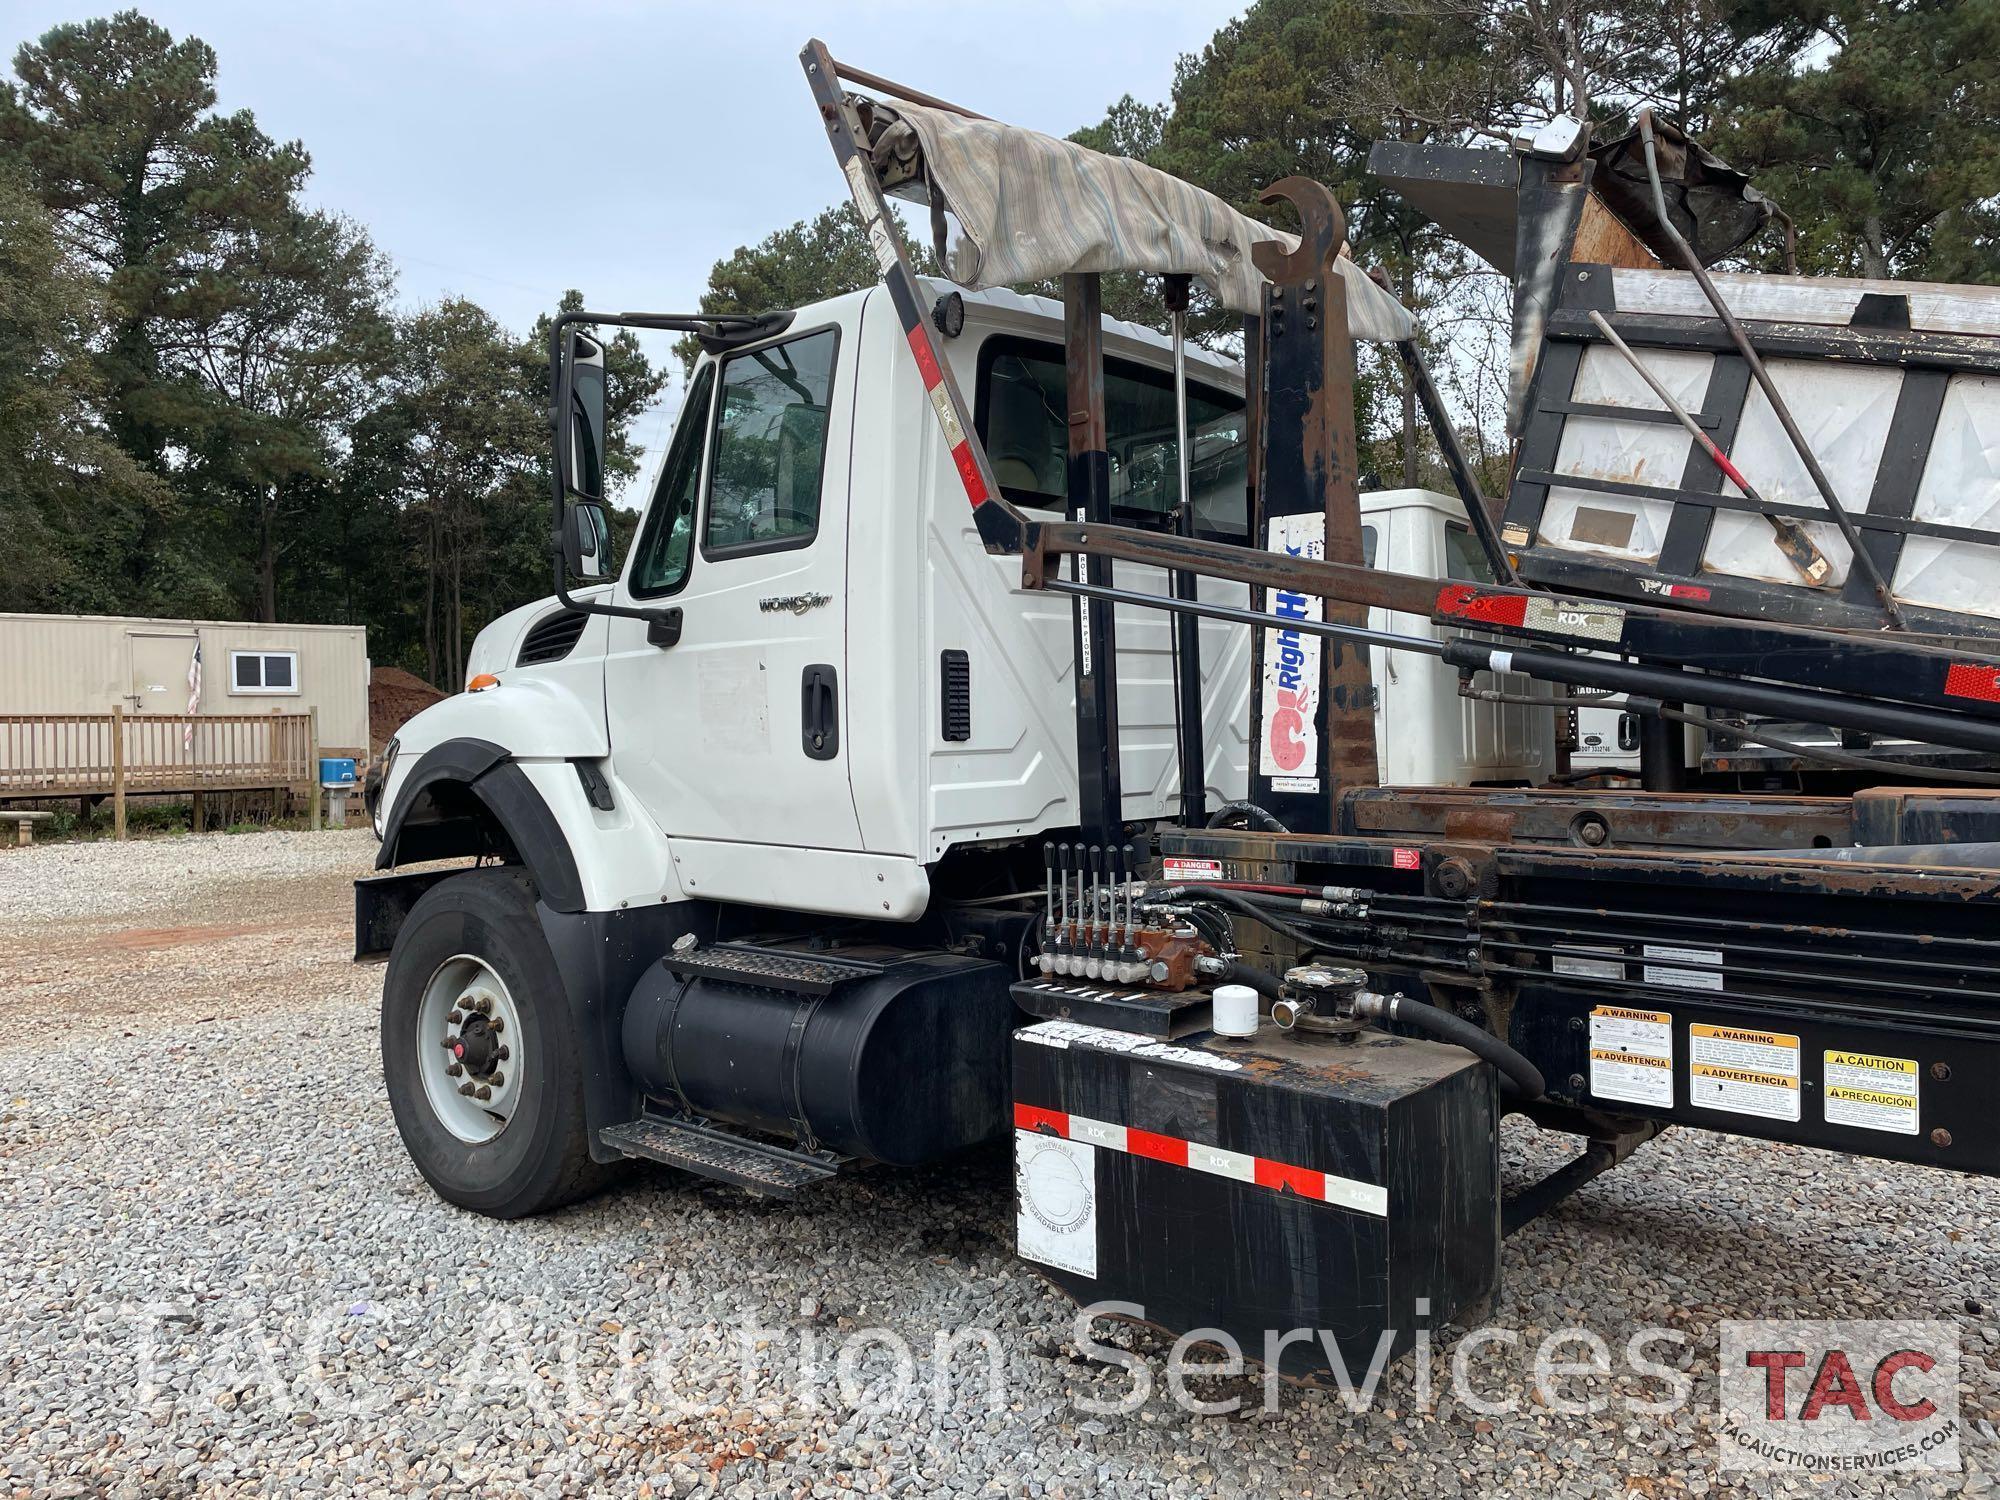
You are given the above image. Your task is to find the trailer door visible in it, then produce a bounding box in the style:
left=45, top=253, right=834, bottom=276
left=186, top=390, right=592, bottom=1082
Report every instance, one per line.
left=602, top=318, right=862, bottom=853
left=126, top=632, right=197, bottom=713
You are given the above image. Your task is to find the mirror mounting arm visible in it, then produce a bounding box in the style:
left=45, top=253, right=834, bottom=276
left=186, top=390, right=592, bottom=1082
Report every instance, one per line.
left=546, top=306, right=795, bottom=626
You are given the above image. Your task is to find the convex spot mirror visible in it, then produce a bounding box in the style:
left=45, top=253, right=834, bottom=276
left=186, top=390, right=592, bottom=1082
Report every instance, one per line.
left=566, top=498, right=611, bottom=581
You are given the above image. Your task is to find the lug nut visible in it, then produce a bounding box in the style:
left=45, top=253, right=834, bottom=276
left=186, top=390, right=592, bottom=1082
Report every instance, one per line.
left=496, top=1045, right=510, bottom=1061
left=439, top=1036, right=457, bottom=1049
left=446, top=1063, right=462, bottom=1077
left=447, top=1010, right=464, bottom=1024
left=487, top=1017, right=504, bottom=1034
left=459, top=1082, right=476, bottom=1096
left=475, top=1086, right=492, bottom=1101
left=487, top=1071, right=504, bottom=1088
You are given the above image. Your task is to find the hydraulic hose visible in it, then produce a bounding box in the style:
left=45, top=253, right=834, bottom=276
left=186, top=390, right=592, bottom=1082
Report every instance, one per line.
left=1153, top=884, right=1329, bottom=954
left=1216, top=959, right=1284, bottom=1002
left=1206, top=800, right=1291, bottom=834
left=1358, top=991, right=1546, bottom=1100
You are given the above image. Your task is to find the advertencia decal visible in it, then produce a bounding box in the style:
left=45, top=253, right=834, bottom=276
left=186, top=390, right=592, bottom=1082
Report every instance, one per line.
left=1259, top=512, right=1325, bottom=793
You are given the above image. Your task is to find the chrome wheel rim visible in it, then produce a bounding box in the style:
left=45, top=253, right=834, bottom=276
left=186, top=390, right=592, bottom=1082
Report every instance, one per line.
left=417, top=954, right=523, bottom=1144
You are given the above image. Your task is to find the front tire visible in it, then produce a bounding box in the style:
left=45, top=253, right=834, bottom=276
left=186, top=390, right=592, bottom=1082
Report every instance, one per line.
left=381, top=868, right=612, bottom=1218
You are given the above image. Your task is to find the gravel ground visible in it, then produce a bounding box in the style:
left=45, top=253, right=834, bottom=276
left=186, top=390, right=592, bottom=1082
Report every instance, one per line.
left=1, top=830, right=1997, bottom=1498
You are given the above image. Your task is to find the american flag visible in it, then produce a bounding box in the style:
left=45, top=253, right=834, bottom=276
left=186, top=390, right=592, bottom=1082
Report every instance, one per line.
left=183, top=641, right=202, bottom=751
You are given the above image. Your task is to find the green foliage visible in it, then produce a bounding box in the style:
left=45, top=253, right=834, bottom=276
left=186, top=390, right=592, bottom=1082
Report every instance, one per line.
left=673, top=204, right=883, bottom=372
left=1714, top=0, right=2000, bottom=281
left=0, top=162, right=168, bottom=610
left=0, top=10, right=664, bottom=691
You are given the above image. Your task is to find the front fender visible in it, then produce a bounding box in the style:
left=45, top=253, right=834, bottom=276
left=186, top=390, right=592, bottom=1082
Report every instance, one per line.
left=390, top=674, right=609, bottom=764
left=375, top=739, right=586, bottom=913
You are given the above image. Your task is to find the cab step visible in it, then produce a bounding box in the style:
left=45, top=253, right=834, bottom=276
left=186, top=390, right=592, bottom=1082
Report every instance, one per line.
left=599, top=1114, right=844, bottom=1198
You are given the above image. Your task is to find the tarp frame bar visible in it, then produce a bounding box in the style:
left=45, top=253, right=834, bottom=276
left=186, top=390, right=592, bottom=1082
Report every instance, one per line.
left=802, top=38, right=1026, bottom=554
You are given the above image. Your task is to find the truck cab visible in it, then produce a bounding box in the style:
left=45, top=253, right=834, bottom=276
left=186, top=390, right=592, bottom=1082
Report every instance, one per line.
left=375, top=283, right=1263, bottom=922
left=376, top=288, right=1549, bottom=918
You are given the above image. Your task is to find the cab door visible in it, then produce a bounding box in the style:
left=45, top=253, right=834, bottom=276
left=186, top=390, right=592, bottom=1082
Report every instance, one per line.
left=602, top=315, right=862, bottom=852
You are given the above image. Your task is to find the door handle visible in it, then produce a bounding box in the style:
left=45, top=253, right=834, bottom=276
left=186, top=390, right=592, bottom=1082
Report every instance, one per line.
left=802, top=664, right=838, bottom=761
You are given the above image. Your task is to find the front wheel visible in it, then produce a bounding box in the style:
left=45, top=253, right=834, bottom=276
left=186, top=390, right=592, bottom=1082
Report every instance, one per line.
left=380, top=868, right=613, bottom=1218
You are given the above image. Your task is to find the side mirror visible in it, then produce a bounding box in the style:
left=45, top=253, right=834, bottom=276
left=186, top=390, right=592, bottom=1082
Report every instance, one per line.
left=557, top=328, right=606, bottom=502
left=565, top=498, right=611, bottom=581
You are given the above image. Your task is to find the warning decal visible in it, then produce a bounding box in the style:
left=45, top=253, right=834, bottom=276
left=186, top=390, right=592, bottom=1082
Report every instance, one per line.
left=1161, top=857, right=1223, bottom=883
left=1823, top=1050, right=1920, bottom=1136
left=1589, top=1006, right=1674, bottom=1108
left=1689, top=1024, right=1800, bottom=1121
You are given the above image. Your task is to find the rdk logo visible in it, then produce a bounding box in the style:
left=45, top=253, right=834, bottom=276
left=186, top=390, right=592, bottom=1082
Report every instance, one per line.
left=1719, top=1320, right=1959, bottom=1473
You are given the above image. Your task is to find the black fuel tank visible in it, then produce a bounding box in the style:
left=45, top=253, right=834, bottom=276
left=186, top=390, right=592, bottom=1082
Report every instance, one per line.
left=621, top=943, right=1016, bottom=1165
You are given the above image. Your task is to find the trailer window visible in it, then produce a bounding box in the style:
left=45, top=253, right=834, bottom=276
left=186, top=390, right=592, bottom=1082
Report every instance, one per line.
left=229, top=650, right=298, bottom=695
left=702, top=327, right=838, bottom=558
left=629, top=362, right=716, bottom=598
left=974, top=336, right=1248, bottom=540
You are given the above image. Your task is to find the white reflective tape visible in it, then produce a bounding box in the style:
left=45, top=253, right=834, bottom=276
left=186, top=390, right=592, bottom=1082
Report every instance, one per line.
left=1067, top=1115, right=1127, bottom=1152
left=1324, top=1175, right=1390, bottom=1217
left=1187, top=1142, right=1255, bottom=1183
left=1525, top=596, right=1625, bottom=642
left=928, top=382, right=966, bottom=446
left=1490, top=651, right=1514, bottom=674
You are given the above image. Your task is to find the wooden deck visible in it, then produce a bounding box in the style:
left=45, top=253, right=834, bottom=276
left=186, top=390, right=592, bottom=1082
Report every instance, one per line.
left=0, top=709, right=323, bottom=836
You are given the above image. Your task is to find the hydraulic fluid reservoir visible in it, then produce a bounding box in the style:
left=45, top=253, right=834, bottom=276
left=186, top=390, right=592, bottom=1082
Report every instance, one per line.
left=622, top=943, right=1017, bottom=1165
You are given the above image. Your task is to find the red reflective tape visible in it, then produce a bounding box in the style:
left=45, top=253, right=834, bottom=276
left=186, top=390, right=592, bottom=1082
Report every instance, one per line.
left=905, top=325, right=943, bottom=388
left=1392, top=847, right=1421, bottom=871
left=1125, top=1127, right=1188, bottom=1167
left=1012, top=1102, right=1069, bottom=1136
left=1669, top=583, right=1712, bottom=601
left=1436, top=582, right=1528, bottom=627
left=949, top=440, right=990, bottom=507
left=1945, top=662, right=2000, bottom=704
left=1254, top=1158, right=1326, bottom=1200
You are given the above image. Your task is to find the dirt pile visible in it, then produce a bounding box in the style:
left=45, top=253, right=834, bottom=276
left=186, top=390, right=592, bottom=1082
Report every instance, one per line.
left=369, top=666, right=446, bottom=755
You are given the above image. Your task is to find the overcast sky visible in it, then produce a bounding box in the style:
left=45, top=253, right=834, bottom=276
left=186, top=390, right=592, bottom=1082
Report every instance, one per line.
left=2, top=0, right=1243, bottom=329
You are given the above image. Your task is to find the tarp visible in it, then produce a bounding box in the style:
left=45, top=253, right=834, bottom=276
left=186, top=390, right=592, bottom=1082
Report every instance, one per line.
left=865, top=99, right=1415, bottom=342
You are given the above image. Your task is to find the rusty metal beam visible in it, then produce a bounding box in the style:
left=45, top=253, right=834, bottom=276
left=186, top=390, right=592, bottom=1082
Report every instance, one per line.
left=1244, top=177, right=1379, bottom=826
left=1064, top=272, right=1122, bottom=843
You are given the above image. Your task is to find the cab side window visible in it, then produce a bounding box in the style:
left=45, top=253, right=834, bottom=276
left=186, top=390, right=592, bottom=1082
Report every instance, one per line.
left=703, top=328, right=839, bottom=556
left=630, top=362, right=716, bottom=598
left=1444, top=521, right=1496, bottom=583
left=973, top=335, right=1249, bottom=541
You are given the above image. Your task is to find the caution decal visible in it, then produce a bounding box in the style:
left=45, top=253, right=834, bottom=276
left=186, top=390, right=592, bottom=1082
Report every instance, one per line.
left=1823, top=1050, right=1920, bottom=1136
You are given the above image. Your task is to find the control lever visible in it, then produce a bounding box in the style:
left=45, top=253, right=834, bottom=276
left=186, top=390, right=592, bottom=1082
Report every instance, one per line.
left=1040, top=843, right=1058, bottom=974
